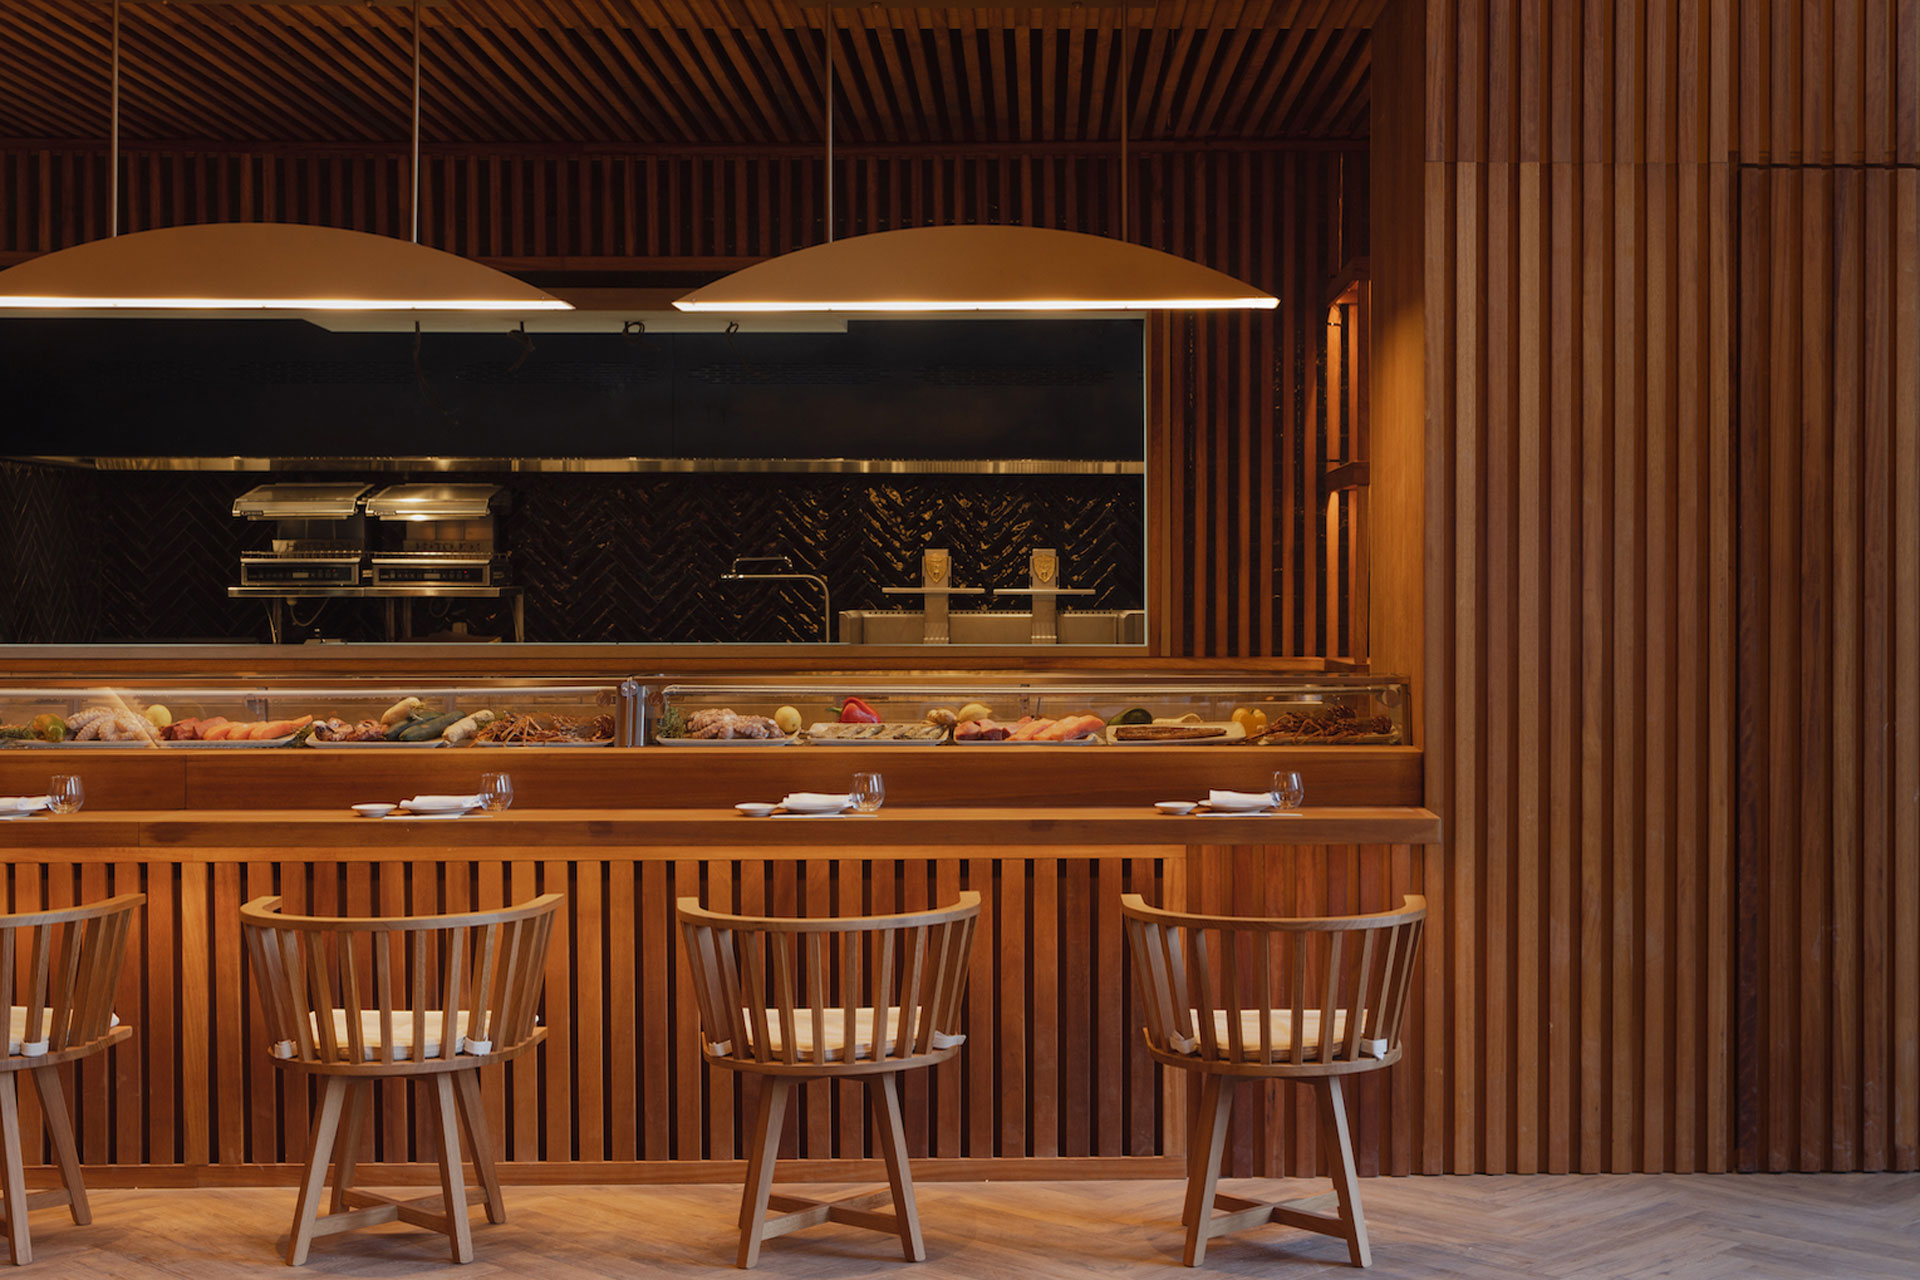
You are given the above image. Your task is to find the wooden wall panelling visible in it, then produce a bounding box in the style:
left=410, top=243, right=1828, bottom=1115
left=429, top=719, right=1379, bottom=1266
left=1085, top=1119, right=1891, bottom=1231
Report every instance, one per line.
left=1736, top=165, right=1920, bottom=1173
left=1421, top=0, right=1917, bottom=1177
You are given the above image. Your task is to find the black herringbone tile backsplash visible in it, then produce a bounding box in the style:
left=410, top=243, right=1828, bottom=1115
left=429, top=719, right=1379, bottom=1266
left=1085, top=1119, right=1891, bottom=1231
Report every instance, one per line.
left=0, top=462, right=1142, bottom=644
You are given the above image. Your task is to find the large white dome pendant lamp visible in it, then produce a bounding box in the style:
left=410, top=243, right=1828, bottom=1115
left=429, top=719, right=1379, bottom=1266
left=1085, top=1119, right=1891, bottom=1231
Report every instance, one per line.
left=0, top=0, right=569, bottom=316
left=674, top=3, right=1274, bottom=316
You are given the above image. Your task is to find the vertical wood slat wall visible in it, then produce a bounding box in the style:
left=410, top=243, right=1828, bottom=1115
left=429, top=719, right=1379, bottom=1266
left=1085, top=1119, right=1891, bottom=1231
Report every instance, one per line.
left=0, top=142, right=1363, bottom=659
left=1419, top=0, right=1920, bottom=1174
left=0, top=847, right=1428, bottom=1180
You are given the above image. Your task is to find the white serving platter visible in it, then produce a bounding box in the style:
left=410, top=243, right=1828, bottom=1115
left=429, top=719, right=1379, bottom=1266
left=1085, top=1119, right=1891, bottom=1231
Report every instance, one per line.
left=805, top=724, right=947, bottom=745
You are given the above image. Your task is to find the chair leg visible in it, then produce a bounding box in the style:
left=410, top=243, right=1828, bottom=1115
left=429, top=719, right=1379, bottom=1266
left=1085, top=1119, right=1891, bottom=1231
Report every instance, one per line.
left=30, top=1067, right=88, bottom=1226
left=428, top=1075, right=474, bottom=1264
left=1182, top=1075, right=1234, bottom=1268
left=452, top=1071, right=506, bottom=1225
left=1314, top=1078, right=1371, bottom=1268
left=286, top=1076, right=348, bottom=1266
left=328, top=1080, right=371, bottom=1214
left=0, top=1074, right=30, bottom=1266
left=867, top=1074, right=926, bottom=1262
left=736, top=1078, right=792, bottom=1269
left=1179, top=1074, right=1220, bottom=1229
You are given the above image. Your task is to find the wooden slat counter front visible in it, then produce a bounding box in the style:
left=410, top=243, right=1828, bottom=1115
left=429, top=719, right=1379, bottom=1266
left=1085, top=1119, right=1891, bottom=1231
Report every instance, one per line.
left=0, top=804, right=1439, bottom=1188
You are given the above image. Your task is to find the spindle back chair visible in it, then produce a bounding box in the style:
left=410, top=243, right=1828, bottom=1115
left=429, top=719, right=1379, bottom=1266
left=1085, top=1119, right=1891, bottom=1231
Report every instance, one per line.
left=241, top=893, right=562, bottom=1266
left=678, top=891, right=981, bottom=1268
left=1121, top=894, right=1427, bottom=1268
left=0, top=892, right=143, bottom=1266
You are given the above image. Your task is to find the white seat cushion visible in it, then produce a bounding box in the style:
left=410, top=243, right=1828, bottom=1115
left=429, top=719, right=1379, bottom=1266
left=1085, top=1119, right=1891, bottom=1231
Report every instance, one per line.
left=1169, top=1008, right=1386, bottom=1060
left=7, top=1007, right=118, bottom=1057
left=273, top=1009, right=480, bottom=1062
left=711, top=1007, right=965, bottom=1062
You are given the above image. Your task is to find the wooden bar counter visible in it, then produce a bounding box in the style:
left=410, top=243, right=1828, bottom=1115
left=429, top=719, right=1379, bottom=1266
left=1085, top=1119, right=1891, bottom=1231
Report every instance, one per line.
left=0, top=805, right=1439, bottom=852
left=0, top=749, right=1438, bottom=1189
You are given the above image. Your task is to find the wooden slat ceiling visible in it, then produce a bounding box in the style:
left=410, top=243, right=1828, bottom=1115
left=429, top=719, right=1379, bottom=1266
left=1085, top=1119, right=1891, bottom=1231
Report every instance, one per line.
left=0, top=1, right=1386, bottom=149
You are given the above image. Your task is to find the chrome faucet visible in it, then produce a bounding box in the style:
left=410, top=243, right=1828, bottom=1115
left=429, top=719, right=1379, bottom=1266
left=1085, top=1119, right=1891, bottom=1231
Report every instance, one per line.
left=720, top=556, right=832, bottom=643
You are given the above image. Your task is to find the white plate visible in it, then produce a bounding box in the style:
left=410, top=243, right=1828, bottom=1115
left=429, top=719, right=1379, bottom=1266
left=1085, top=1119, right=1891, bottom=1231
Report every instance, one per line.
left=385, top=811, right=471, bottom=820
left=655, top=736, right=794, bottom=747
left=1155, top=801, right=1198, bottom=815
left=772, top=811, right=850, bottom=818
left=780, top=797, right=852, bottom=814
left=351, top=804, right=396, bottom=818
left=735, top=803, right=778, bottom=817
left=0, top=812, right=49, bottom=821
left=1201, top=802, right=1277, bottom=814
left=1108, top=722, right=1245, bottom=746
left=308, top=738, right=446, bottom=748
left=401, top=799, right=480, bottom=815
left=953, top=733, right=1102, bottom=746
left=165, top=735, right=295, bottom=748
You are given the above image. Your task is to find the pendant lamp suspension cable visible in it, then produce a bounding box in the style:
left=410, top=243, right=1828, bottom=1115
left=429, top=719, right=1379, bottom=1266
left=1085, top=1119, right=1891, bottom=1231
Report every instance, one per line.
left=1118, top=6, right=1130, bottom=242
left=410, top=0, right=422, bottom=244
left=108, top=0, right=120, bottom=236
left=823, top=1, right=835, bottom=244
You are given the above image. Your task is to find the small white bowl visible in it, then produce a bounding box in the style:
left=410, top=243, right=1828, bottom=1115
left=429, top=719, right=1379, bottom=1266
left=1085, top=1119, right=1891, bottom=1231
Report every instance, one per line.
left=735, top=803, right=778, bottom=817
left=1155, top=801, right=1198, bottom=815
left=351, top=803, right=396, bottom=818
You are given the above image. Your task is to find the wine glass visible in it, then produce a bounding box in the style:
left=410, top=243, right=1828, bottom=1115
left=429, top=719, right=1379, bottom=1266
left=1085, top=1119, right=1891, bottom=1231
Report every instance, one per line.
left=478, top=772, right=514, bottom=815
left=48, top=775, right=85, bottom=815
left=1270, top=769, right=1304, bottom=812
left=851, top=772, right=886, bottom=814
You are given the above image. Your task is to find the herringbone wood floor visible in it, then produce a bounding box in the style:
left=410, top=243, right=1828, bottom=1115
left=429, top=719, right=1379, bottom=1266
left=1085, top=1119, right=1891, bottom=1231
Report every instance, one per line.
left=15, top=1175, right=1918, bottom=1278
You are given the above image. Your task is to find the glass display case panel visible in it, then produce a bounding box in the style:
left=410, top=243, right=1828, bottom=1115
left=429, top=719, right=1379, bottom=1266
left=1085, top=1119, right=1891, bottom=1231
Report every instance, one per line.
left=0, top=681, right=635, bottom=748
left=651, top=675, right=1406, bottom=746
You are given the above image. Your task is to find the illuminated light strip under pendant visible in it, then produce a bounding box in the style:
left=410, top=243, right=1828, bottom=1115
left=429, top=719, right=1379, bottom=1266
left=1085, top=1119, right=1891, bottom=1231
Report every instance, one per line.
left=675, top=3, right=1271, bottom=316
left=0, top=0, right=568, bottom=316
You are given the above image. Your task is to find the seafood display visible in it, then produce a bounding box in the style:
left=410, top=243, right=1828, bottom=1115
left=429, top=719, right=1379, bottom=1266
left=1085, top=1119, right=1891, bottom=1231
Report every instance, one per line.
left=164, top=716, right=312, bottom=741
left=683, top=709, right=784, bottom=740
left=473, top=712, right=616, bottom=745
left=72, top=706, right=164, bottom=744
left=1239, top=706, right=1400, bottom=745
left=309, top=718, right=388, bottom=743
left=1112, top=724, right=1230, bottom=742
left=806, top=722, right=947, bottom=743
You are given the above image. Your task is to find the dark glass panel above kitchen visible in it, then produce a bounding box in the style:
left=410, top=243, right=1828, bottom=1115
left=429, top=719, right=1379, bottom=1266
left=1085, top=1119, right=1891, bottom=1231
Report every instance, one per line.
left=0, top=319, right=1143, bottom=461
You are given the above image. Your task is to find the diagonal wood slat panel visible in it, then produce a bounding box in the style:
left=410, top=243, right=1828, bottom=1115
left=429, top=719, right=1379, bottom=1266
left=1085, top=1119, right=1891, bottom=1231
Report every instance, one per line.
left=0, top=1, right=1386, bottom=147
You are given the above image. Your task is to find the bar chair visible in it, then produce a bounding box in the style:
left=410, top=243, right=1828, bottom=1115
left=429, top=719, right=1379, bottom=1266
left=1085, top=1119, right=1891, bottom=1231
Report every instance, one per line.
left=1121, top=893, right=1427, bottom=1268
left=0, top=893, right=143, bottom=1266
left=241, top=893, right=563, bottom=1266
left=677, top=891, right=981, bottom=1269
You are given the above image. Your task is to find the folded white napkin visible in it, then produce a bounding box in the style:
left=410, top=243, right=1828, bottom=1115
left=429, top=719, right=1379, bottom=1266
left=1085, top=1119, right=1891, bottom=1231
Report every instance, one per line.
left=783, top=792, right=853, bottom=807
left=404, top=795, right=482, bottom=808
left=1208, top=790, right=1275, bottom=809
left=0, top=796, right=51, bottom=813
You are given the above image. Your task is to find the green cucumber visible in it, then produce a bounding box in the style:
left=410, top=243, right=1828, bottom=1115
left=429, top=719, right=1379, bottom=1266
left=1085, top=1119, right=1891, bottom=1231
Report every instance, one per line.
left=398, top=711, right=463, bottom=743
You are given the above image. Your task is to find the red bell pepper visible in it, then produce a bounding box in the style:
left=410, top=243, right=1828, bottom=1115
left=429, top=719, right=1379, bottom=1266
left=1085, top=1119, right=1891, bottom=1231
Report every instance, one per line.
left=837, top=696, right=882, bottom=724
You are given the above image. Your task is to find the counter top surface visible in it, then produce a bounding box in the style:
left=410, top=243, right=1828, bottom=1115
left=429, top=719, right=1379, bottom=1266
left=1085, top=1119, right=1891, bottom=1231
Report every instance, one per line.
left=0, top=805, right=1440, bottom=852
